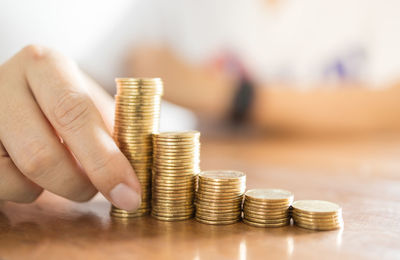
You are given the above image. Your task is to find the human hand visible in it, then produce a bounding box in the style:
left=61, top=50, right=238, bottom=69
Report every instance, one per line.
left=0, top=45, right=141, bottom=211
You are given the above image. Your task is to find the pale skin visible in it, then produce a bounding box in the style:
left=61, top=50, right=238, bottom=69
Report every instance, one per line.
left=0, top=45, right=141, bottom=210
left=128, top=46, right=400, bottom=135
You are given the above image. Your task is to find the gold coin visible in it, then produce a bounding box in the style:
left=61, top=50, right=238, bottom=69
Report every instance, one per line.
left=243, top=211, right=289, bottom=219
left=153, top=157, right=200, bottom=162
left=151, top=209, right=194, bottom=217
left=153, top=169, right=196, bottom=175
left=115, top=102, right=161, bottom=108
left=153, top=174, right=196, bottom=180
left=243, top=204, right=290, bottom=212
left=115, top=94, right=161, bottom=99
left=114, top=117, right=160, bottom=123
left=151, top=175, right=195, bottom=182
left=195, top=206, right=241, bottom=213
left=245, top=189, right=293, bottom=202
left=115, top=95, right=161, bottom=101
left=198, top=179, right=245, bottom=187
left=293, top=218, right=344, bottom=227
left=151, top=200, right=193, bottom=206
left=153, top=152, right=200, bottom=158
left=152, top=189, right=194, bottom=195
left=114, top=107, right=161, bottom=114
left=152, top=187, right=194, bottom=193
left=196, top=192, right=243, bottom=200
left=195, top=194, right=243, bottom=202
left=198, top=170, right=246, bottom=182
left=153, top=152, right=199, bottom=158
left=196, top=209, right=241, bottom=217
left=152, top=200, right=194, bottom=206
left=151, top=205, right=194, bottom=212
left=151, top=214, right=193, bottom=222
left=194, top=198, right=242, bottom=205
left=152, top=182, right=194, bottom=188
left=244, top=198, right=291, bottom=205
left=110, top=205, right=150, bottom=213
left=116, top=86, right=162, bottom=91
left=153, top=144, right=199, bottom=150
left=243, top=218, right=290, bottom=228
left=114, top=121, right=159, bottom=127
left=244, top=215, right=290, bottom=224
left=197, top=188, right=245, bottom=195
left=291, top=200, right=342, bottom=216
left=195, top=214, right=241, bottom=222
left=195, top=203, right=242, bottom=211
left=195, top=217, right=241, bottom=225
left=116, top=92, right=162, bottom=98
left=152, top=179, right=195, bottom=185
left=152, top=178, right=195, bottom=185
left=115, top=107, right=160, bottom=112
left=294, top=221, right=343, bottom=231
left=291, top=212, right=342, bottom=221
left=116, top=91, right=161, bottom=97
left=153, top=161, right=199, bottom=167
left=153, top=131, right=200, bottom=138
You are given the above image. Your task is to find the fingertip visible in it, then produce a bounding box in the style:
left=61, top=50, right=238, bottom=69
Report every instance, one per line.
left=109, top=183, right=142, bottom=211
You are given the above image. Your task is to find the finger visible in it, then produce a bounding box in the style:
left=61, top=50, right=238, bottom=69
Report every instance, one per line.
left=0, top=50, right=97, bottom=202
left=22, top=45, right=141, bottom=211
left=81, top=73, right=115, bottom=133
left=0, top=142, right=43, bottom=203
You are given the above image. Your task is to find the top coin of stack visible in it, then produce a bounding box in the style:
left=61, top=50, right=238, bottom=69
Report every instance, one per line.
left=110, top=78, right=163, bottom=218
left=195, top=170, right=246, bottom=225
left=291, top=200, right=344, bottom=230
left=243, top=189, right=293, bottom=228
left=151, top=131, right=200, bottom=221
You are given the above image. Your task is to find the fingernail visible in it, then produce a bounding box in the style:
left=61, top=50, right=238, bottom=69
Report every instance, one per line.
left=109, top=183, right=141, bottom=211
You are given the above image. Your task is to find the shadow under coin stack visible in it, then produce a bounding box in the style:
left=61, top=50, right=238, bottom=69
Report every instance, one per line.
left=195, top=171, right=246, bottom=225
left=110, top=78, right=163, bottom=218
left=291, top=200, right=344, bottom=230
left=151, top=131, right=200, bottom=221
left=243, top=189, right=293, bottom=228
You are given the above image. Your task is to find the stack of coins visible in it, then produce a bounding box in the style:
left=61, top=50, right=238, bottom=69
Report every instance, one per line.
left=110, top=78, right=163, bottom=218
left=291, top=200, right=344, bottom=230
left=151, top=131, right=200, bottom=221
left=243, top=189, right=293, bottom=228
left=195, top=171, right=246, bottom=225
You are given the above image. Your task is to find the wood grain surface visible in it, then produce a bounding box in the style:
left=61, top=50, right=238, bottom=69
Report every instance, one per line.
left=1, top=134, right=399, bottom=260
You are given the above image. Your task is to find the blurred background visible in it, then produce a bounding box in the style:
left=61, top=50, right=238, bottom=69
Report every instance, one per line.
left=1, top=0, right=400, bottom=136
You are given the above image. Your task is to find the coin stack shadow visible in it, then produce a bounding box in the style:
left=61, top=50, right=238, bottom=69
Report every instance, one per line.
left=110, top=78, right=163, bottom=218
left=291, top=200, right=344, bottom=230
left=195, top=171, right=246, bottom=225
left=243, top=189, right=293, bottom=228
left=151, top=131, right=200, bottom=221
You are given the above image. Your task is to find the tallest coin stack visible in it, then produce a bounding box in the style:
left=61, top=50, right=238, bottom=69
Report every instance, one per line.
left=110, top=78, right=163, bottom=217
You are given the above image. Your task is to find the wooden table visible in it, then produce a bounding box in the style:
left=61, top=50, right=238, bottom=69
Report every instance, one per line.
left=1, top=134, right=400, bottom=259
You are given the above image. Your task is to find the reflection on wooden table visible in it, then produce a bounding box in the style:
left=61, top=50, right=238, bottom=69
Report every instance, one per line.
left=1, top=134, right=400, bottom=259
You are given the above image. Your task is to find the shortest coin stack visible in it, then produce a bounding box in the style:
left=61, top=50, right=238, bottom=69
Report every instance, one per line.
left=243, top=189, right=293, bottom=228
left=195, top=170, right=246, bottom=225
left=291, top=200, right=344, bottom=231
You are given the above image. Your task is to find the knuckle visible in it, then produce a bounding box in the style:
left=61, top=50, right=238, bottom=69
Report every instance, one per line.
left=21, top=45, right=69, bottom=65
left=19, top=139, right=55, bottom=180
left=89, top=154, right=114, bottom=177
left=53, top=91, right=90, bottom=132
left=22, top=44, right=50, bottom=60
